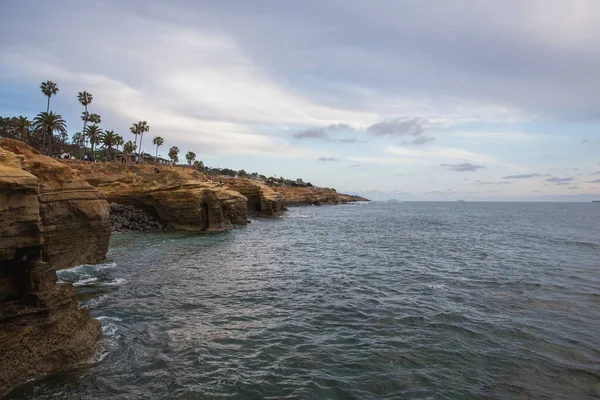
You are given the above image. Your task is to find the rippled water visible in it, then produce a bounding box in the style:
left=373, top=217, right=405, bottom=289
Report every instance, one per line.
left=9, top=202, right=600, bottom=399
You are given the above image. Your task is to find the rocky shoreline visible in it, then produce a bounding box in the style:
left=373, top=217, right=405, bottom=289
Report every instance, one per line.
left=0, top=139, right=108, bottom=396
left=0, top=139, right=368, bottom=395
left=110, top=203, right=173, bottom=233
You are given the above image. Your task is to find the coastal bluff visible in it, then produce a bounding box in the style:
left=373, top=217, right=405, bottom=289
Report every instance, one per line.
left=64, top=161, right=250, bottom=231
left=0, top=139, right=106, bottom=396
left=274, top=186, right=368, bottom=206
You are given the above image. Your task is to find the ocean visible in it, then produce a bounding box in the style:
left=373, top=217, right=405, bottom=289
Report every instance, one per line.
left=9, top=202, right=600, bottom=399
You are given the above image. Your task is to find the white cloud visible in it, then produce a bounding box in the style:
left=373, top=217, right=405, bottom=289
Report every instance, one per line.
left=384, top=145, right=526, bottom=170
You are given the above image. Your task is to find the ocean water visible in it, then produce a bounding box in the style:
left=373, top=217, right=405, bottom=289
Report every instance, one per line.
left=9, top=202, right=600, bottom=399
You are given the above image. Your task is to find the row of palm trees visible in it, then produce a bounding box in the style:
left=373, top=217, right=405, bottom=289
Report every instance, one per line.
left=3, top=81, right=200, bottom=167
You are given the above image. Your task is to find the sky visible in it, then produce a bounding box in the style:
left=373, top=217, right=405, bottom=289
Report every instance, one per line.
left=1, top=0, right=600, bottom=201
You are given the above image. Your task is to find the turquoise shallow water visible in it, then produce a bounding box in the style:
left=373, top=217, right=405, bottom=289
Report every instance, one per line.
left=9, top=202, right=600, bottom=399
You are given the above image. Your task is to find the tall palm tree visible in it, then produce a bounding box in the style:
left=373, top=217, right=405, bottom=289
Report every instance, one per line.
left=168, top=146, right=179, bottom=165
left=33, top=111, right=67, bottom=155
left=136, top=121, right=150, bottom=163
left=84, top=124, right=104, bottom=160
left=152, top=136, right=164, bottom=163
left=40, top=81, right=59, bottom=150
left=77, top=91, right=93, bottom=146
left=101, top=130, right=120, bottom=161
left=11, top=116, right=31, bottom=141
left=40, top=81, right=59, bottom=113
left=185, top=151, right=196, bottom=165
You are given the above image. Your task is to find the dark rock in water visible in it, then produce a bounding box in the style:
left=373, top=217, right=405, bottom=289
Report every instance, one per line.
left=109, top=203, right=174, bottom=233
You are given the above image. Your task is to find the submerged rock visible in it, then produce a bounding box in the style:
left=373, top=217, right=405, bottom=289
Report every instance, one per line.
left=0, top=139, right=105, bottom=396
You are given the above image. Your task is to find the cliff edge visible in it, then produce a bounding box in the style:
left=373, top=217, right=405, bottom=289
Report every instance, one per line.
left=0, top=139, right=106, bottom=396
left=274, top=186, right=368, bottom=206
left=65, top=161, right=249, bottom=231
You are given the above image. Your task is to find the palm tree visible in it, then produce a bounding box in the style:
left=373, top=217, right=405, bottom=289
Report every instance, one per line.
left=152, top=136, right=164, bottom=163
left=11, top=116, right=31, bottom=141
left=115, top=135, right=125, bottom=152
left=185, top=151, right=196, bottom=165
left=101, top=130, right=120, bottom=161
left=33, top=111, right=67, bottom=155
left=40, top=81, right=59, bottom=113
left=88, top=113, right=101, bottom=124
left=123, top=140, right=136, bottom=164
left=84, top=124, right=104, bottom=160
left=71, top=132, right=83, bottom=145
left=40, top=81, right=59, bottom=151
left=130, top=123, right=139, bottom=149
left=168, top=146, right=179, bottom=165
left=136, top=121, right=150, bottom=163
left=77, top=91, right=93, bottom=146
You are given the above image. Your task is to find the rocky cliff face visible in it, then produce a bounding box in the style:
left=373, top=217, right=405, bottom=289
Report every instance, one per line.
left=220, top=177, right=286, bottom=217
left=0, top=139, right=111, bottom=270
left=274, top=186, right=369, bottom=206
left=65, top=161, right=248, bottom=231
left=0, top=139, right=104, bottom=396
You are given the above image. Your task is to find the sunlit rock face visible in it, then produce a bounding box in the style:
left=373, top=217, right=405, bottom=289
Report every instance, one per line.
left=0, top=139, right=104, bottom=396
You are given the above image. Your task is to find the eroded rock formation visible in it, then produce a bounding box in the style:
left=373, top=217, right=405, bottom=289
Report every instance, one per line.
left=0, top=139, right=105, bottom=396
left=273, top=186, right=369, bottom=206
left=65, top=161, right=248, bottom=231
left=220, top=177, right=286, bottom=217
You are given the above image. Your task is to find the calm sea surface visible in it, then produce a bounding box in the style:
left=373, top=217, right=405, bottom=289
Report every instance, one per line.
left=9, top=202, right=600, bottom=399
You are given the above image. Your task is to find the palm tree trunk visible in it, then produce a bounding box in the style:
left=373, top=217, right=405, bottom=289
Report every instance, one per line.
left=47, top=130, right=52, bottom=155
left=42, top=128, right=46, bottom=154
left=156, top=146, right=159, bottom=164
left=46, top=96, right=50, bottom=113
left=91, top=140, right=95, bottom=161
left=139, top=133, right=144, bottom=164
left=81, top=105, right=87, bottom=147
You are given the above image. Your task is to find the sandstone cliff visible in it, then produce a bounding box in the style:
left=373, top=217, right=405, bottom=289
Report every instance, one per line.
left=274, top=186, right=368, bottom=206
left=220, top=177, right=286, bottom=217
left=65, top=161, right=248, bottom=231
left=0, top=139, right=104, bottom=396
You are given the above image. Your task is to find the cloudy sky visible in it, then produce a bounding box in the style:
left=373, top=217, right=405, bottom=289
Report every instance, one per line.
left=1, top=0, right=600, bottom=200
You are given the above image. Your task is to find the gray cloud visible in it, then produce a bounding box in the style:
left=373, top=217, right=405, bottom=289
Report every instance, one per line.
left=588, top=179, right=600, bottom=183
left=546, top=176, right=575, bottom=183
left=567, top=186, right=578, bottom=189
left=474, top=180, right=511, bottom=185
left=327, top=123, right=354, bottom=131
left=407, top=135, right=435, bottom=145
left=592, top=171, right=600, bottom=175
left=366, top=117, right=425, bottom=137
left=293, top=128, right=328, bottom=139
left=350, top=164, right=361, bottom=168
left=582, top=139, right=589, bottom=143
left=440, top=163, right=486, bottom=172
left=502, top=173, right=541, bottom=179
left=292, top=125, right=360, bottom=144
left=317, top=157, right=339, bottom=162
